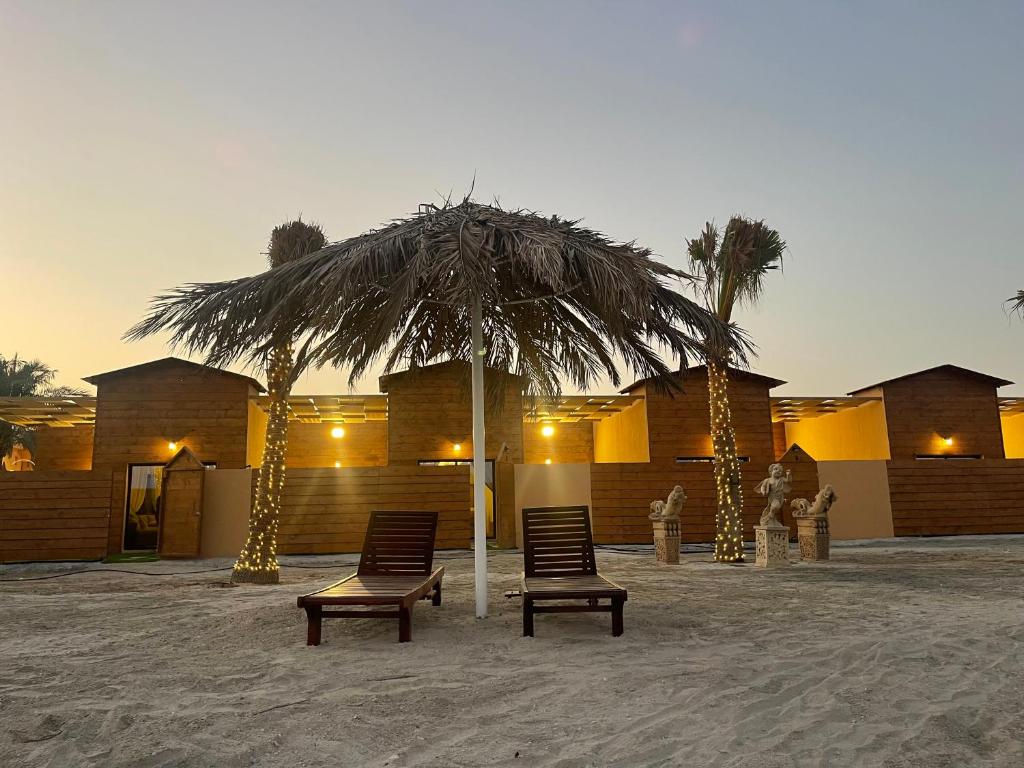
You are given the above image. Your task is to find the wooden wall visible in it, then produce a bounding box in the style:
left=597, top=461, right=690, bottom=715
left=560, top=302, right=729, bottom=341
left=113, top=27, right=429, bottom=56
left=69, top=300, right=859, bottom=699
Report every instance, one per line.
left=382, top=363, right=524, bottom=465
left=284, top=421, right=388, bottom=468
left=90, top=362, right=254, bottom=552
left=0, top=470, right=112, bottom=562
left=277, top=464, right=472, bottom=554
left=522, top=420, right=593, bottom=464
left=30, top=425, right=95, bottom=470
left=887, top=459, right=1024, bottom=536
left=877, top=370, right=1005, bottom=460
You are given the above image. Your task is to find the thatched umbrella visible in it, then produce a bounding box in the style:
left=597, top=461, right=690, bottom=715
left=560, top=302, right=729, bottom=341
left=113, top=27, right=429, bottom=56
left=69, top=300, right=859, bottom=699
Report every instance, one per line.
left=129, top=198, right=748, bottom=615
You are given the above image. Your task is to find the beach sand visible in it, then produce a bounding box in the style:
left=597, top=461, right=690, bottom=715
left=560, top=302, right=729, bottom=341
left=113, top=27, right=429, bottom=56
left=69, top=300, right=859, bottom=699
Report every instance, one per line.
left=2, top=536, right=1023, bottom=767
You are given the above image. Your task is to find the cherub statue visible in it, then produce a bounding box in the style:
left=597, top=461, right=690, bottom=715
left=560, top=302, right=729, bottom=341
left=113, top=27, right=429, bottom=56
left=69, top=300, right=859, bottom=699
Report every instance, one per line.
left=649, top=485, right=686, bottom=521
left=792, top=485, right=838, bottom=520
left=756, top=463, right=792, bottom=527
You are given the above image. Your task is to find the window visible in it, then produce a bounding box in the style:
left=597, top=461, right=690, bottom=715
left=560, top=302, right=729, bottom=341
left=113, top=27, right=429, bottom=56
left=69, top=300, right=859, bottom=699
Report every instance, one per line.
left=914, top=454, right=983, bottom=461
left=675, top=456, right=750, bottom=464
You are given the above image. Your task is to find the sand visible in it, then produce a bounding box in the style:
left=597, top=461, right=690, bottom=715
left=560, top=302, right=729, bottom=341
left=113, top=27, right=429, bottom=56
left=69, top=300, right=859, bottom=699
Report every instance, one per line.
left=1, top=536, right=1023, bottom=768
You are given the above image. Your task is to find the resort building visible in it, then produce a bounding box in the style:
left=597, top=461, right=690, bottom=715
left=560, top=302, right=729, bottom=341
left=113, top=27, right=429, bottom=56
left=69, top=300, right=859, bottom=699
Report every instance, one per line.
left=2, top=358, right=1023, bottom=562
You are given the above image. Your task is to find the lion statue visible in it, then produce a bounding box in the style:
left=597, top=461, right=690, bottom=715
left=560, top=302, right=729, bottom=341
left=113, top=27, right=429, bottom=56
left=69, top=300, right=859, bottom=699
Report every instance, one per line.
left=791, top=484, right=838, bottom=520
left=649, top=485, right=686, bottom=521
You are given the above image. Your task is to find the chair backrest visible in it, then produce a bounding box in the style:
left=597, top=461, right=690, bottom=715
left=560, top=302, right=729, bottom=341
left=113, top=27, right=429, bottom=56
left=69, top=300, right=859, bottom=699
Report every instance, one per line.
left=521, top=505, right=597, bottom=578
left=357, top=511, right=439, bottom=576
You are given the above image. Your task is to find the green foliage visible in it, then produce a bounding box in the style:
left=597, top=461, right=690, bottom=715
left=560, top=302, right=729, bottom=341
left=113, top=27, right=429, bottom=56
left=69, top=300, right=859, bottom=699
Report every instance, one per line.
left=0, top=354, right=86, bottom=467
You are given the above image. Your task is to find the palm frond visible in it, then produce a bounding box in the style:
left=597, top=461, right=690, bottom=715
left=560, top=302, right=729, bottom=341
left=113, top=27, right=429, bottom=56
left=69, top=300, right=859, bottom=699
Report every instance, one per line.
left=1008, top=290, right=1024, bottom=318
left=128, top=198, right=748, bottom=397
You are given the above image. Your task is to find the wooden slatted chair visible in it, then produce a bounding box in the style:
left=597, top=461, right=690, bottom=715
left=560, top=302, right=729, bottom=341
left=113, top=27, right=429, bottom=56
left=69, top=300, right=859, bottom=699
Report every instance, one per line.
left=520, top=505, right=627, bottom=637
left=296, top=511, right=444, bottom=644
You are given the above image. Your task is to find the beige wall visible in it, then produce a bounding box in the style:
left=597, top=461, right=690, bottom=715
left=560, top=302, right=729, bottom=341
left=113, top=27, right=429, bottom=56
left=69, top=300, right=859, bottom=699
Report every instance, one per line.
left=246, top=400, right=268, bottom=468
left=814, top=460, right=894, bottom=540
left=513, top=463, right=592, bottom=548
left=782, top=401, right=890, bottom=461
left=200, top=468, right=252, bottom=558
left=593, top=398, right=650, bottom=463
left=1000, top=413, right=1024, bottom=459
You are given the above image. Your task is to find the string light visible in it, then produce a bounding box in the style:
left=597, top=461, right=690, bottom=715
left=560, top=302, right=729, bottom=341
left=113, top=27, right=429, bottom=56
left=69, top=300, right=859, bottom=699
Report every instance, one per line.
left=232, top=342, right=291, bottom=584
left=709, top=360, right=745, bottom=562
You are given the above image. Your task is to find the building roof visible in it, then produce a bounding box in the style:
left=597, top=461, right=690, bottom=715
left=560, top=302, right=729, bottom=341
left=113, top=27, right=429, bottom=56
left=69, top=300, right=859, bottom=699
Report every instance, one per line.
left=0, top=396, right=97, bottom=427
left=847, top=364, right=1013, bottom=396
left=620, top=364, right=786, bottom=394
left=378, top=359, right=523, bottom=392
left=770, top=395, right=880, bottom=422
left=83, top=357, right=265, bottom=393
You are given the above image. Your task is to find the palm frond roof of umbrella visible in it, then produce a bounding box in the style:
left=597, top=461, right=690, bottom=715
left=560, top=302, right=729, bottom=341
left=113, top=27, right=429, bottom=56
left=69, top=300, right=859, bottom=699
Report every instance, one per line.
left=128, top=197, right=750, bottom=395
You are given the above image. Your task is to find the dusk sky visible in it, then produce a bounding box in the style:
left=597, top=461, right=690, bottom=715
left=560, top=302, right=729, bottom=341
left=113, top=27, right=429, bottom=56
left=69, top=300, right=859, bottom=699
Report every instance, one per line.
left=3, top=1, right=1022, bottom=396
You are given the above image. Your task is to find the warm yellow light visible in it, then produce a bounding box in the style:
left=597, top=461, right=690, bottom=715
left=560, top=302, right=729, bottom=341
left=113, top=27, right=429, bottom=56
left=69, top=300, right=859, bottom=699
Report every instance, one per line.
left=943, top=436, right=954, bottom=446
left=453, top=443, right=462, bottom=452
left=168, top=441, right=177, bottom=452
left=334, top=460, right=341, bottom=468
left=541, top=425, right=555, bottom=438
left=330, top=426, right=345, bottom=439
left=544, top=458, right=552, bottom=465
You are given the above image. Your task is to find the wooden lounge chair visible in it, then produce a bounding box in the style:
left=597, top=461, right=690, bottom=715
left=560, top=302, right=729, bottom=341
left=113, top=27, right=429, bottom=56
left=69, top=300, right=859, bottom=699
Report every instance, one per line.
left=520, top=505, right=627, bottom=637
left=296, top=511, right=444, bottom=644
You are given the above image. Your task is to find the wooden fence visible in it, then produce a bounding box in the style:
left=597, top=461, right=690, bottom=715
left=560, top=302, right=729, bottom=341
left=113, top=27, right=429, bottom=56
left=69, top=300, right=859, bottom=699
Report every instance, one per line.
left=277, top=465, right=472, bottom=554
left=887, top=459, right=1024, bottom=536
left=0, top=470, right=113, bottom=562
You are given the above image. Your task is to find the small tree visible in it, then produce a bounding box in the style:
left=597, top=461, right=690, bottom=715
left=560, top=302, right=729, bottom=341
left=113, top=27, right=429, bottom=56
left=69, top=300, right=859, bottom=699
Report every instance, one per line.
left=686, top=217, right=787, bottom=562
left=231, top=220, right=326, bottom=584
left=0, top=355, right=86, bottom=468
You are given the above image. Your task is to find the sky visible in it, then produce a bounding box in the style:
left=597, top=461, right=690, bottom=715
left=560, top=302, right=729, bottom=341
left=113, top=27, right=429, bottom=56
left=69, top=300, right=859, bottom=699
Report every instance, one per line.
left=2, top=0, right=1022, bottom=397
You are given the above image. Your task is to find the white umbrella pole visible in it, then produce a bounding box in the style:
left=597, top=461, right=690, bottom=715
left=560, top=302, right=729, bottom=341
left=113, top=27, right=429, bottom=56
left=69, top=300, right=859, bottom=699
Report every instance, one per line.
left=471, top=297, right=488, bottom=618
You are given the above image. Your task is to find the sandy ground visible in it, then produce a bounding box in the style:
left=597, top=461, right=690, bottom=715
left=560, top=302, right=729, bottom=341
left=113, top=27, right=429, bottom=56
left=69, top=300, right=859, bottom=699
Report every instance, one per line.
left=1, top=537, right=1023, bottom=768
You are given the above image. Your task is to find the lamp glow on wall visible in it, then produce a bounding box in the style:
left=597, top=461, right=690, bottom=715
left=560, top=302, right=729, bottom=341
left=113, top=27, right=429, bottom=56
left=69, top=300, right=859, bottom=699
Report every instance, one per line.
left=943, top=436, right=954, bottom=447
left=541, top=424, right=555, bottom=437
left=167, top=441, right=178, bottom=452
left=453, top=442, right=462, bottom=453
left=330, top=426, right=345, bottom=439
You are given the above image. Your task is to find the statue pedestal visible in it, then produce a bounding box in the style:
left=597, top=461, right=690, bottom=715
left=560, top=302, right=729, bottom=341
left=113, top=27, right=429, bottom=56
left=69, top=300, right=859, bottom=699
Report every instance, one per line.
left=652, top=520, right=680, bottom=564
left=755, top=525, right=790, bottom=568
left=796, top=518, right=830, bottom=561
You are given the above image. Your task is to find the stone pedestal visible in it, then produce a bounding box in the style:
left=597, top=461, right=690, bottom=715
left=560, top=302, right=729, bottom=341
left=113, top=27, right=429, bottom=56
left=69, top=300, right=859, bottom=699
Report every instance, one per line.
left=796, top=518, right=830, bottom=561
left=652, top=520, right=680, bottom=564
left=754, top=525, right=790, bottom=568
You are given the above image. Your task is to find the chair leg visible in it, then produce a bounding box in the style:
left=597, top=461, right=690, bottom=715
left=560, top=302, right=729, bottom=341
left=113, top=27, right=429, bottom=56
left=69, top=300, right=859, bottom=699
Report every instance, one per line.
left=399, top=605, right=413, bottom=643
left=523, top=598, right=534, bottom=637
left=305, top=605, right=322, bottom=646
left=432, top=580, right=442, bottom=606
left=611, top=597, right=624, bottom=637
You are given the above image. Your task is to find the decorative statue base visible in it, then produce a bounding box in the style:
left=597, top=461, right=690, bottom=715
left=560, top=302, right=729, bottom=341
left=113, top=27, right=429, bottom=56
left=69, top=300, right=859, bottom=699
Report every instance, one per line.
left=796, top=518, right=830, bottom=561
left=791, top=485, right=837, bottom=562
left=649, top=485, right=685, bottom=565
left=754, top=524, right=790, bottom=568
left=652, top=520, right=681, bottom=564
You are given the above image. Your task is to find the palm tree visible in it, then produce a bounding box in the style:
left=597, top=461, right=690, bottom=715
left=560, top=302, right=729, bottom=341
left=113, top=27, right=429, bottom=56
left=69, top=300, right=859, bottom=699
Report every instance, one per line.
left=129, top=197, right=748, bottom=608
left=0, top=354, right=86, bottom=467
left=226, top=219, right=326, bottom=584
left=686, top=216, right=787, bottom=563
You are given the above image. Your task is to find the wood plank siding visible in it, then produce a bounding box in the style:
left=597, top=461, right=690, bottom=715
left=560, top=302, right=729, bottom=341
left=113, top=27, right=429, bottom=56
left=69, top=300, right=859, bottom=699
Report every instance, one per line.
left=381, top=362, right=524, bottom=465
left=284, top=421, right=388, bottom=468
left=277, top=465, right=472, bottom=554
left=874, top=368, right=1006, bottom=460
left=887, top=460, right=1024, bottom=536
left=31, top=426, right=95, bottom=470
left=0, top=470, right=113, bottom=562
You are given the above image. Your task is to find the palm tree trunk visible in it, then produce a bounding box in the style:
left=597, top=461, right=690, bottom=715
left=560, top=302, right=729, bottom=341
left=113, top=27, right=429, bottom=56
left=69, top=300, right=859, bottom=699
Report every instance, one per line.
left=708, top=359, right=745, bottom=562
left=231, top=343, right=291, bottom=584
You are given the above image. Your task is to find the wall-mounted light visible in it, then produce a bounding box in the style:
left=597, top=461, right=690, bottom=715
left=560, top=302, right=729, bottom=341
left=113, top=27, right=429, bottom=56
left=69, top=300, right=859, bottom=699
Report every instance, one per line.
left=544, top=458, right=552, bottom=465
left=168, top=441, right=178, bottom=452
left=334, top=460, right=342, bottom=468
left=541, top=424, right=555, bottom=438
left=943, top=436, right=954, bottom=447
left=330, top=426, right=345, bottom=439
left=453, top=442, right=462, bottom=452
